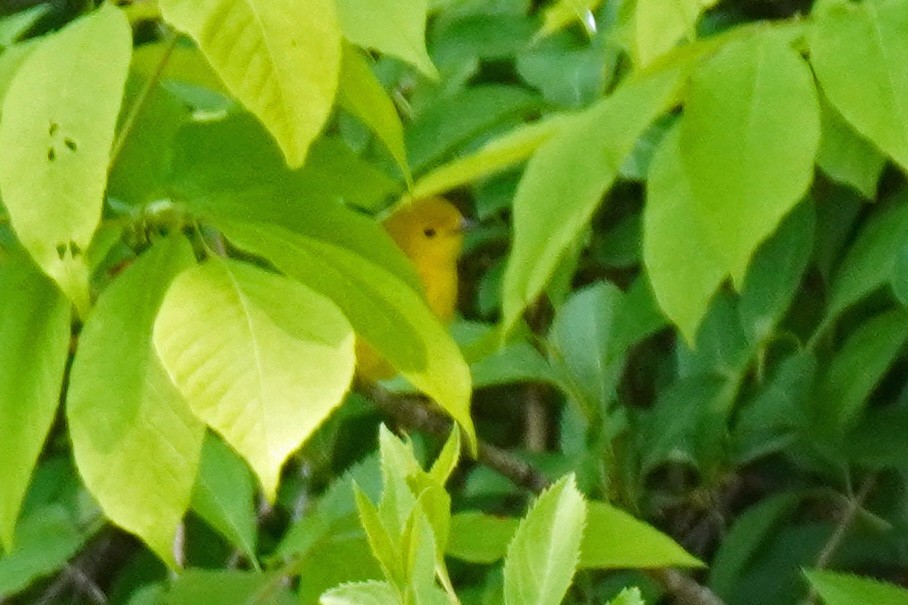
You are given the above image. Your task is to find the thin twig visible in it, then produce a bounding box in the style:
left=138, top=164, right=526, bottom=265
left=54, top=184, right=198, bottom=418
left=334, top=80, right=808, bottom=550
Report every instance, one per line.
left=803, top=476, right=876, bottom=604
left=109, top=31, right=179, bottom=166
left=365, top=383, right=728, bottom=605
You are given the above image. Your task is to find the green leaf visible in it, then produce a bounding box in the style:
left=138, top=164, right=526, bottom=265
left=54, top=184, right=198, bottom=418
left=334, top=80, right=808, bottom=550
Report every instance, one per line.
left=634, top=0, right=716, bottom=67
left=643, top=125, right=725, bottom=343
left=503, top=474, right=587, bottom=605
left=732, top=353, right=816, bottom=464
left=406, top=85, right=540, bottom=174
left=0, top=505, right=84, bottom=597
left=580, top=501, right=702, bottom=569
left=410, top=116, right=564, bottom=200
left=815, top=309, right=908, bottom=433
left=0, top=4, right=131, bottom=314
left=171, top=113, right=398, bottom=212
left=337, top=46, right=410, bottom=182
left=737, top=201, right=815, bottom=345
left=213, top=219, right=477, bottom=453
left=67, top=236, right=203, bottom=566
left=810, top=0, right=908, bottom=172
left=336, top=0, right=437, bottom=78
left=816, top=93, right=886, bottom=199
left=191, top=434, right=258, bottom=564
left=158, top=0, right=342, bottom=168
left=516, top=34, right=610, bottom=109
left=428, top=427, right=461, bottom=486
left=355, top=484, right=406, bottom=588
left=321, top=581, right=403, bottom=605
left=679, top=32, right=819, bottom=285
left=538, top=0, right=601, bottom=38
left=297, top=529, right=383, bottom=605
left=804, top=570, right=908, bottom=605
left=153, top=258, right=355, bottom=501
left=891, top=244, right=908, bottom=307
left=827, top=193, right=908, bottom=320
left=0, top=5, right=49, bottom=47
left=446, top=512, right=519, bottom=564
left=709, top=492, right=803, bottom=598
left=844, top=406, right=908, bottom=468
left=166, top=570, right=297, bottom=605
left=548, top=283, right=626, bottom=417
left=0, top=261, right=69, bottom=552
left=502, top=69, right=683, bottom=332
left=639, top=374, right=733, bottom=474
left=607, top=587, right=645, bottom=605
left=108, top=81, right=190, bottom=208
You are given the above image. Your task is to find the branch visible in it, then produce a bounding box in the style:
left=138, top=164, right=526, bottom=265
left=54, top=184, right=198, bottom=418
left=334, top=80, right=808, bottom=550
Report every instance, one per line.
left=364, top=383, right=728, bottom=605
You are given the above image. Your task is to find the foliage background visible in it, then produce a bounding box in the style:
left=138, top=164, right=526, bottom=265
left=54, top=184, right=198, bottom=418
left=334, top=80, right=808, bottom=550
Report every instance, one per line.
left=1, top=0, right=908, bottom=603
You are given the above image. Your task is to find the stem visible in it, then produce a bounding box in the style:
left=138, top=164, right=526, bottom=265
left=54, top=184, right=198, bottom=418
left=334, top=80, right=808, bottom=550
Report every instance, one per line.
left=109, top=31, right=178, bottom=166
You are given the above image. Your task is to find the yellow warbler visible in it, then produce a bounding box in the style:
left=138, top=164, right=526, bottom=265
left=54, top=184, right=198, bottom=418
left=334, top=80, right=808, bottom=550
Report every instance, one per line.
left=356, top=197, right=467, bottom=380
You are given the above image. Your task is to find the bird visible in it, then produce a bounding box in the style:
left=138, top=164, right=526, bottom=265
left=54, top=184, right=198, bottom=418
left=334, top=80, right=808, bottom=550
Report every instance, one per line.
left=356, top=196, right=468, bottom=381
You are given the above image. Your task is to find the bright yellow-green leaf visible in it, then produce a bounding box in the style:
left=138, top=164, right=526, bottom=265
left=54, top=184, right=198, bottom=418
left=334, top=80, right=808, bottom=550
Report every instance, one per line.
left=503, top=474, right=586, bottom=605
left=337, top=45, right=410, bottom=182
left=579, top=501, right=703, bottom=569
left=409, top=116, right=565, bottom=201
left=0, top=261, right=69, bottom=552
left=0, top=4, right=131, bottom=315
left=810, top=0, right=908, bottom=173
left=804, top=570, right=908, bottom=605
left=643, top=125, right=725, bottom=344
left=210, top=219, right=477, bottom=454
left=158, top=0, right=342, bottom=168
left=67, top=237, right=203, bottom=567
left=679, top=32, right=819, bottom=286
left=502, top=69, right=683, bottom=333
left=634, top=0, right=717, bottom=67
left=153, top=258, right=355, bottom=501
left=336, top=0, right=437, bottom=78
left=539, top=0, right=602, bottom=39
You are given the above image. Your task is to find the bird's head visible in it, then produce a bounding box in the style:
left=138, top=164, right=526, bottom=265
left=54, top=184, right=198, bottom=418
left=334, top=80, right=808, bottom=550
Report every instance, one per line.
left=383, top=197, right=469, bottom=269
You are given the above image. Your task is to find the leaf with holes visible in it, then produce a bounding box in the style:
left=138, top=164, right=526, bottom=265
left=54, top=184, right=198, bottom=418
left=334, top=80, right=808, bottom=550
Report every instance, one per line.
left=153, top=258, right=355, bottom=501
left=0, top=4, right=131, bottom=314
left=67, top=236, right=204, bottom=567
left=158, top=0, right=342, bottom=168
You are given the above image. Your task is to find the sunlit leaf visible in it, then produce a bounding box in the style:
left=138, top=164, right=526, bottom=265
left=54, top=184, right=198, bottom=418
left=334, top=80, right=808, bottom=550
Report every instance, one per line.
left=0, top=4, right=131, bottom=314
left=159, top=0, right=342, bottom=168
left=337, top=46, right=410, bottom=182
left=503, top=69, right=683, bottom=332
left=212, top=219, right=476, bottom=453
left=503, top=474, right=586, bottom=605
left=644, top=125, right=725, bottom=343
left=810, top=0, right=908, bottom=172
left=804, top=569, right=908, bottom=605
left=679, top=32, right=819, bottom=285
left=580, top=501, right=703, bottom=569
left=0, top=261, right=69, bottom=552
left=336, top=0, right=437, bottom=78
left=153, top=258, right=355, bottom=501
left=67, top=236, right=203, bottom=566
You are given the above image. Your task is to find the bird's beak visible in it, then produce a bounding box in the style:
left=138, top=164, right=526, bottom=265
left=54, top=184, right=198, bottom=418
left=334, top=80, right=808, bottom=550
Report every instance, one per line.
left=457, top=216, right=477, bottom=233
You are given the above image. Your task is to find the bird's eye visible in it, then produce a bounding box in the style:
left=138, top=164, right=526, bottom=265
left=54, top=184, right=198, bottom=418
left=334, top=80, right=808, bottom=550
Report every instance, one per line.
left=423, top=227, right=437, bottom=238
